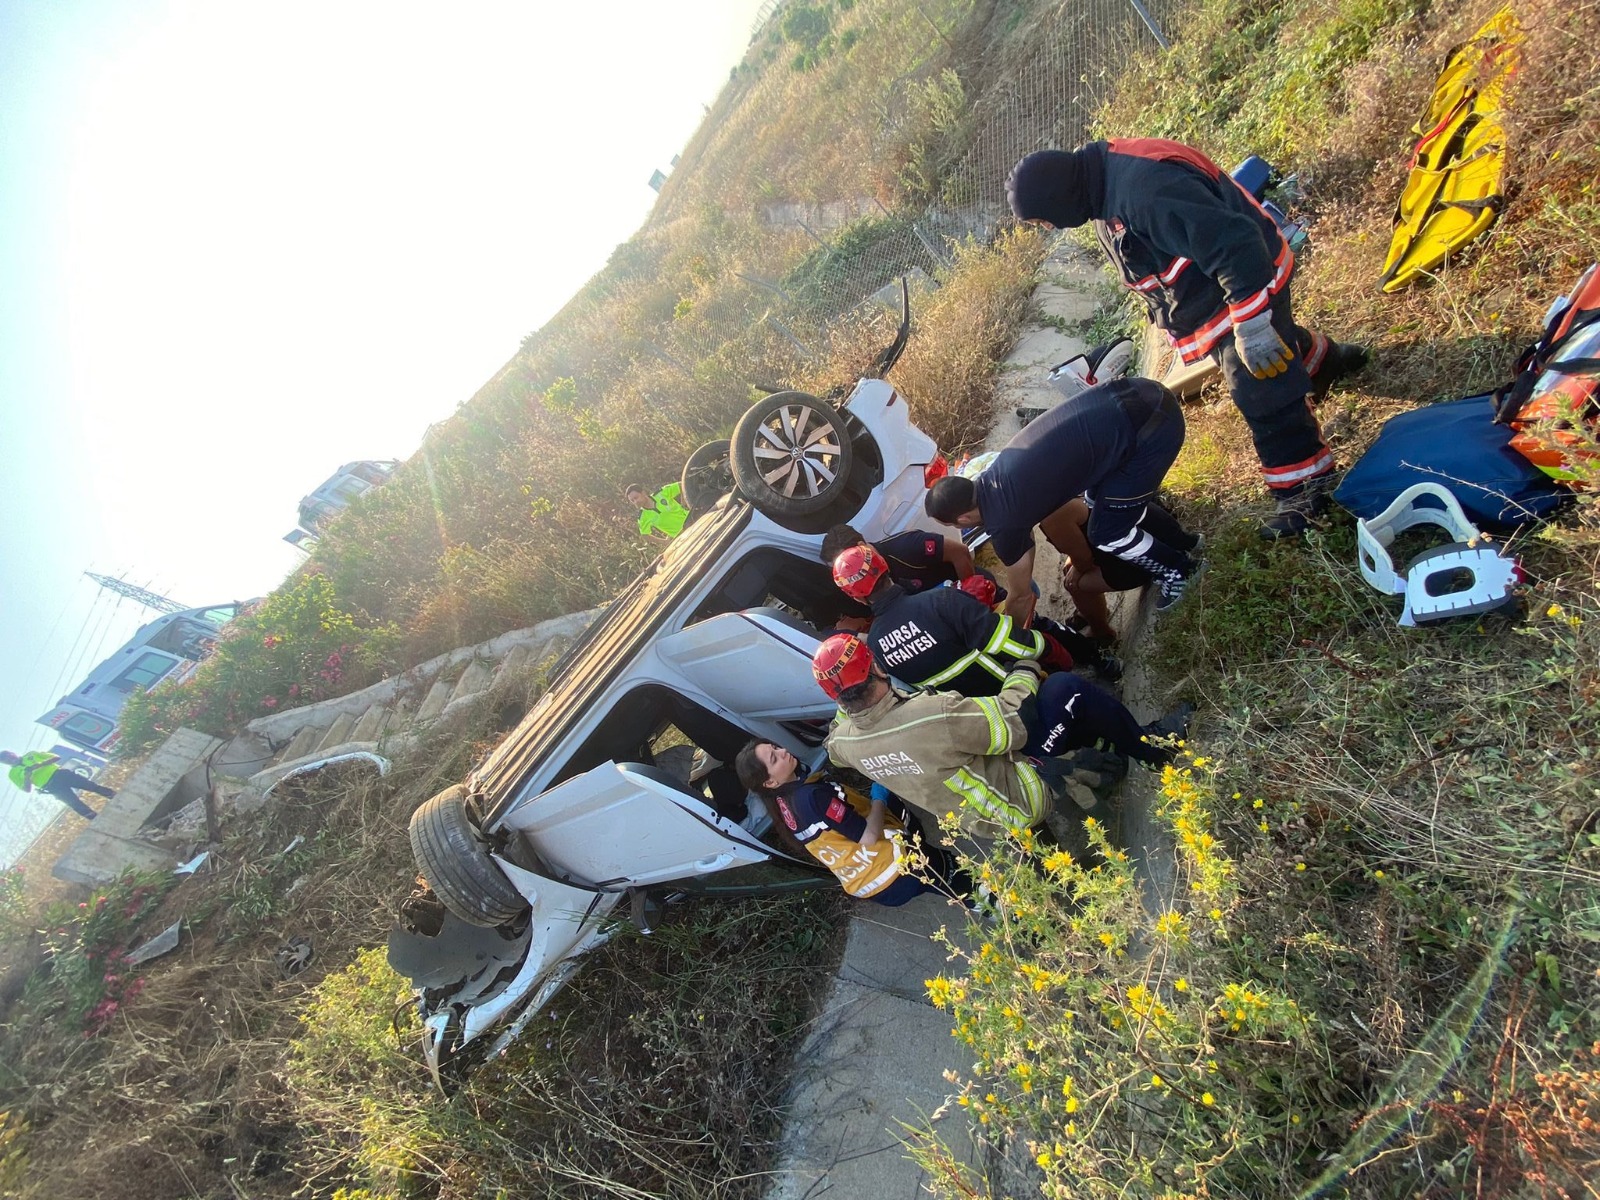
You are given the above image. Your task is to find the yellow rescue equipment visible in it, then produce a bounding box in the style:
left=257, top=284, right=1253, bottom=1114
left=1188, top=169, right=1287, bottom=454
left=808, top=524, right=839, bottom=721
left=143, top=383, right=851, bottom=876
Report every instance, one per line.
left=1380, top=6, right=1523, bottom=292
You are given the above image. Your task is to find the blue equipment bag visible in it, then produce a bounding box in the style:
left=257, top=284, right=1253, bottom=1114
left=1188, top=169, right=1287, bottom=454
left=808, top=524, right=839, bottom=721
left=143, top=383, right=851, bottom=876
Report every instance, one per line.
left=1333, top=393, right=1570, bottom=529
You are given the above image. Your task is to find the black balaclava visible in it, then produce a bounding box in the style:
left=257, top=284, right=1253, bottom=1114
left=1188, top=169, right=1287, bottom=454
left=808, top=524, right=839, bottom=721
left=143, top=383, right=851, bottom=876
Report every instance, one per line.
left=1005, top=146, right=1106, bottom=229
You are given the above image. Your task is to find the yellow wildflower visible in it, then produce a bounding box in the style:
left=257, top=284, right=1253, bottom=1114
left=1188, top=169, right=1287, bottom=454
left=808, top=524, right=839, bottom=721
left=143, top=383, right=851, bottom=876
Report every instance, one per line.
left=1201, top=1092, right=1215, bottom=1107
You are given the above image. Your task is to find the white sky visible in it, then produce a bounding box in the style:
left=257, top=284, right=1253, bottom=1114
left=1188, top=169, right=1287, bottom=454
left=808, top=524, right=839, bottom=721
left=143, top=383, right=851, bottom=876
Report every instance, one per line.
left=0, top=0, right=771, bottom=852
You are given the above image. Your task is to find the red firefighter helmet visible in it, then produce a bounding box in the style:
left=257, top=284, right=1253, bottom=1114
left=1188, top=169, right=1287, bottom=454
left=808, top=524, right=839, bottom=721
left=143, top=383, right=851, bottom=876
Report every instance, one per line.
left=811, top=633, right=876, bottom=700
left=832, top=543, right=888, bottom=600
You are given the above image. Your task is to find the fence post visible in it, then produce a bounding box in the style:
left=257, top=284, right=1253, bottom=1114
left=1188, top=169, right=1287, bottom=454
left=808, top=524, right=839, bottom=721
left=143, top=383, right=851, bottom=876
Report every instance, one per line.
left=1126, top=0, right=1171, bottom=49
left=765, top=313, right=817, bottom=360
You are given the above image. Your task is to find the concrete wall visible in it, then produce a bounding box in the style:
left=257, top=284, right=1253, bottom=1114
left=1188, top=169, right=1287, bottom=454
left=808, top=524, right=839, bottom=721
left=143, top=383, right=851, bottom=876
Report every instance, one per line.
left=53, top=727, right=222, bottom=886
left=244, top=608, right=599, bottom=742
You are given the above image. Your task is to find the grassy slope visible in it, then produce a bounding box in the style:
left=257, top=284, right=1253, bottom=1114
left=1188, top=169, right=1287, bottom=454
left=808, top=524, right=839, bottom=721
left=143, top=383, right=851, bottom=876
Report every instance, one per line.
left=7, top=0, right=1600, bottom=1195
left=1090, top=0, right=1600, bottom=1193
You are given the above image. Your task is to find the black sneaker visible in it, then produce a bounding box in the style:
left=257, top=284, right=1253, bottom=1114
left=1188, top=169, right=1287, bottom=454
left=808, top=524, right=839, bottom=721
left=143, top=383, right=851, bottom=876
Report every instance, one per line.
left=1093, top=650, right=1125, bottom=683
left=1141, top=701, right=1194, bottom=745
left=1154, top=560, right=1204, bottom=611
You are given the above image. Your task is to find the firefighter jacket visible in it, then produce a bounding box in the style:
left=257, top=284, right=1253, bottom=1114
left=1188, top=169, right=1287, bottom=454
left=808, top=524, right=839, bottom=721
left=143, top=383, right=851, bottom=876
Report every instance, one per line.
left=867, top=582, right=1043, bottom=697
left=8, top=752, right=60, bottom=793
left=825, top=661, right=1049, bottom=840
left=772, top=777, right=908, bottom=899
left=1091, top=138, right=1293, bottom=364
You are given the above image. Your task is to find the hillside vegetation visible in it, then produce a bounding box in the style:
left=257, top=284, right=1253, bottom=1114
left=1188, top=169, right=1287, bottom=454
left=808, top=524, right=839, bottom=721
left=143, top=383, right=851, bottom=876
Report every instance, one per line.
left=4, top=0, right=1599, bottom=1196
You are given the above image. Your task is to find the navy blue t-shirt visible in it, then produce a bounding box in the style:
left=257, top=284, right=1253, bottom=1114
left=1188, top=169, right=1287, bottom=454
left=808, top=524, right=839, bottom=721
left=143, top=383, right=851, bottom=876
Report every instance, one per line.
left=975, top=380, right=1140, bottom=565
left=875, top=529, right=955, bottom=594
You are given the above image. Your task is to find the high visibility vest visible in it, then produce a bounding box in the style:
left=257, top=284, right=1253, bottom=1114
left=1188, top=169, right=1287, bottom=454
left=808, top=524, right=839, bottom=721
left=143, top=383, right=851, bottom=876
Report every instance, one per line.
left=8, top=752, right=60, bottom=792
left=637, top=483, right=689, bottom=538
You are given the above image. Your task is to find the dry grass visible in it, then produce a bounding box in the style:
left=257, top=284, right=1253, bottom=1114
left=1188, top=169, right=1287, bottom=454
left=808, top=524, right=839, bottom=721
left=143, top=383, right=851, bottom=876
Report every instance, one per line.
left=0, top=660, right=847, bottom=1200
left=1104, top=0, right=1600, bottom=1191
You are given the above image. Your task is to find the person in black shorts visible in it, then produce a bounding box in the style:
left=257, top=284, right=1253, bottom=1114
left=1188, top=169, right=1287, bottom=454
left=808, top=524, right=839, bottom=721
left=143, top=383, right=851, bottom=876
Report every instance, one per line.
left=925, top=377, right=1202, bottom=612
left=1038, top=497, right=1191, bottom=641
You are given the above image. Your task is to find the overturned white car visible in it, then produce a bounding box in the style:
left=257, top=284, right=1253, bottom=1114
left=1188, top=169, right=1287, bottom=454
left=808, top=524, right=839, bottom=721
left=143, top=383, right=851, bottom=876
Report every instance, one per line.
left=390, top=301, right=955, bottom=1082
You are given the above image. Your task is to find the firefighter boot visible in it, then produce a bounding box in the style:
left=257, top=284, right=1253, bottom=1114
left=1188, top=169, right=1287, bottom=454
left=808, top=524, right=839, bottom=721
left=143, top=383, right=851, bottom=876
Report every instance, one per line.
left=1138, top=701, right=1195, bottom=764
left=1259, top=474, right=1336, bottom=541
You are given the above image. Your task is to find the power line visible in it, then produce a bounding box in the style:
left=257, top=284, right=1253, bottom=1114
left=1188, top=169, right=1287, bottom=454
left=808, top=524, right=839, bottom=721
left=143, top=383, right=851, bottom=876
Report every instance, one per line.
left=52, top=590, right=126, bottom=707
left=84, top=572, right=187, bottom=614
left=39, top=586, right=113, bottom=712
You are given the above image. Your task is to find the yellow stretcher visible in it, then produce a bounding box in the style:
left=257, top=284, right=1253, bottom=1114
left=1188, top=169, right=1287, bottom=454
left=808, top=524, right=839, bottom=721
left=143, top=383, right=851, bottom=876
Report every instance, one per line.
left=1380, top=6, right=1524, bottom=292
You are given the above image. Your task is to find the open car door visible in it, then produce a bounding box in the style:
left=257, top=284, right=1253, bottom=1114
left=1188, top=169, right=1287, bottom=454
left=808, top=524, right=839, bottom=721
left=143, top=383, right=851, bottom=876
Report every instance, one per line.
left=503, top=758, right=809, bottom=885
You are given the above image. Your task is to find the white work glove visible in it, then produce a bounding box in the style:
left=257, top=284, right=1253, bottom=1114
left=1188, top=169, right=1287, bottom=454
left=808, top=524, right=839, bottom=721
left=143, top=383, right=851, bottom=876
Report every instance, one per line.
left=1232, top=310, right=1294, bottom=379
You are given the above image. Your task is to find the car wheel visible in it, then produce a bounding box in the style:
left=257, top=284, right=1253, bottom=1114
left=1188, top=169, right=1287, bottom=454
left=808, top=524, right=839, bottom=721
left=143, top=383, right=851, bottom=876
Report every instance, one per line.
left=730, top=391, right=856, bottom=523
left=680, top=439, right=734, bottom=512
left=408, top=785, right=525, bottom=928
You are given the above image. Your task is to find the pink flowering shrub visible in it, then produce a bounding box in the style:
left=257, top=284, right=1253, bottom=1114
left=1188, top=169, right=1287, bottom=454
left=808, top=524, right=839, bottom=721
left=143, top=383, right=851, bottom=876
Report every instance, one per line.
left=34, top=871, right=173, bottom=1035
left=116, top=571, right=400, bottom=757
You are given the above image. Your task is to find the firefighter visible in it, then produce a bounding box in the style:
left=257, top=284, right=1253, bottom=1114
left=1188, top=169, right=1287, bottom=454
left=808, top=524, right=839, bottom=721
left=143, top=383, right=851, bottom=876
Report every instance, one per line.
left=831, top=542, right=1062, bottom=696
left=924, top=377, right=1202, bottom=613
left=822, top=522, right=1120, bottom=679
left=819, top=523, right=976, bottom=595
left=813, top=634, right=1189, bottom=841
left=734, top=740, right=973, bottom=907
left=1005, top=139, right=1368, bottom=538
left=1, top=750, right=113, bottom=819
left=624, top=481, right=690, bottom=540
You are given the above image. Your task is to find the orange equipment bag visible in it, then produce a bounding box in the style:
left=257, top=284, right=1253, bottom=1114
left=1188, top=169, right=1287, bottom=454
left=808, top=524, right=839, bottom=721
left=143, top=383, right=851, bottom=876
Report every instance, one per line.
left=1493, top=262, right=1600, bottom=486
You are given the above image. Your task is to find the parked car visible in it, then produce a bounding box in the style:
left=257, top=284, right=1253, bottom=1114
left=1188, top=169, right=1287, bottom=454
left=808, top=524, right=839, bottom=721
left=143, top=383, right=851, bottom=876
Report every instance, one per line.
left=391, top=292, right=956, bottom=1083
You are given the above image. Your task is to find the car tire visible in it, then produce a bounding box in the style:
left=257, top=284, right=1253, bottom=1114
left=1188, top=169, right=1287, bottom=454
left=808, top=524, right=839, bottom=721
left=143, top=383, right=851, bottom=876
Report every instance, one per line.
left=408, top=785, right=525, bottom=928
left=680, top=439, right=734, bottom=512
left=730, top=392, right=856, bottom=524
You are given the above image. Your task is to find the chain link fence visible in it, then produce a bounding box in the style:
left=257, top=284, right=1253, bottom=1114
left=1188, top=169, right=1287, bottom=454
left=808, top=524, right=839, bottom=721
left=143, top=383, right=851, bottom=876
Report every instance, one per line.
left=642, top=0, right=1181, bottom=364
left=516, top=0, right=1185, bottom=439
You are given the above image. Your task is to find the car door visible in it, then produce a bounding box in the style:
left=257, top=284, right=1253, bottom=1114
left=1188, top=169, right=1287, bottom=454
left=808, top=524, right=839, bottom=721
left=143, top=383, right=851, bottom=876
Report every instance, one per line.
left=501, top=759, right=812, bottom=889
left=651, top=609, right=831, bottom=720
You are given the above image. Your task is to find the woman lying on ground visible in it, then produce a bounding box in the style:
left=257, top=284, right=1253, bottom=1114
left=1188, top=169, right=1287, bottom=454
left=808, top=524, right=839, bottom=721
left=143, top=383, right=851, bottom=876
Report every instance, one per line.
left=734, top=740, right=973, bottom=908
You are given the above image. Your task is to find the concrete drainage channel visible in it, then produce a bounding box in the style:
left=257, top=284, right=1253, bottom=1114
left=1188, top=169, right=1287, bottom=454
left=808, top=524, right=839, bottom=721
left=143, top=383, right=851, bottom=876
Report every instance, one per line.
left=766, top=241, right=1182, bottom=1197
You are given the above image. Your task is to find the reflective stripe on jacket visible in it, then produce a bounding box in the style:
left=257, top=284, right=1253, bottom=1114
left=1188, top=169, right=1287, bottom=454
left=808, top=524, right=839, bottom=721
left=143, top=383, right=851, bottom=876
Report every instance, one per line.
left=775, top=779, right=907, bottom=899
left=867, top=584, right=1043, bottom=697
left=825, top=662, right=1048, bottom=839
left=1092, top=138, right=1293, bottom=364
